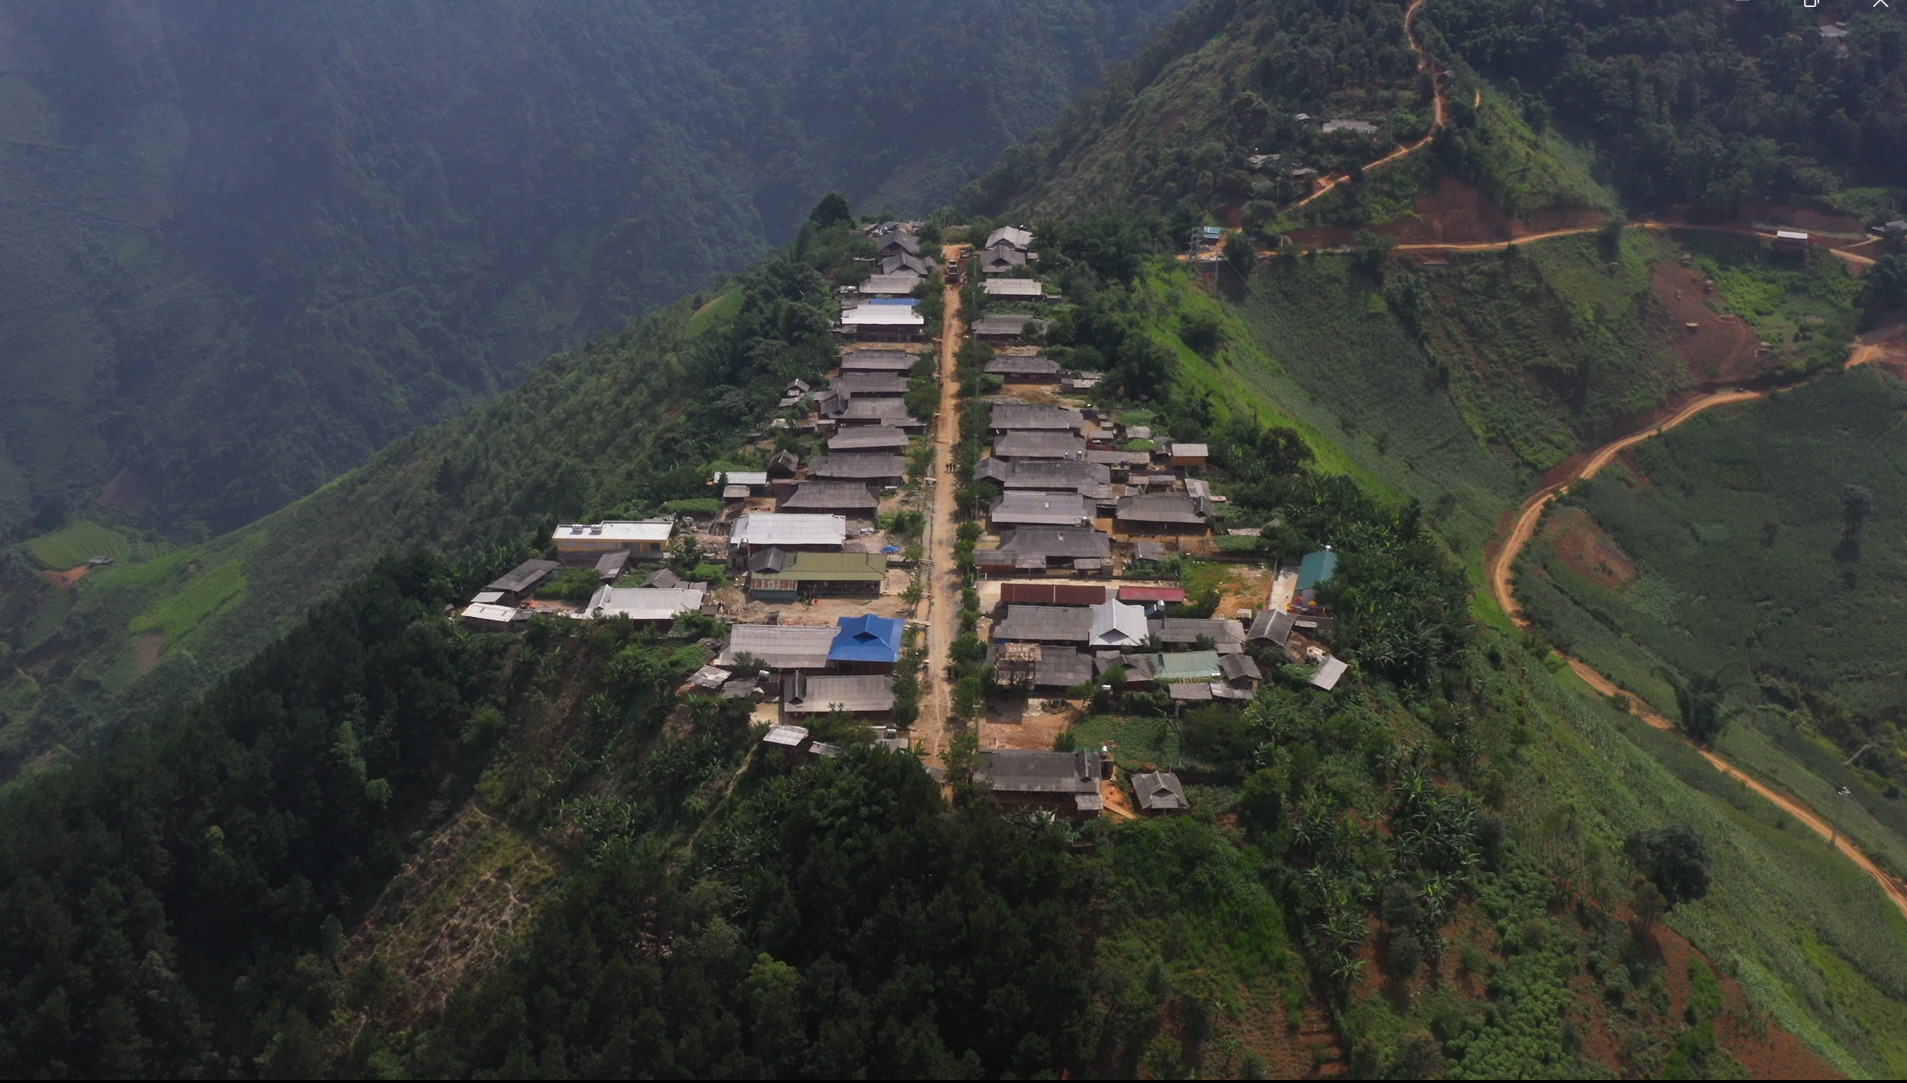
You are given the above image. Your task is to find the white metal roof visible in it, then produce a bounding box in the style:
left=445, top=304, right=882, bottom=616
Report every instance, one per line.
left=841, top=306, right=925, bottom=327
left=711, top=470, right=769, bottom=486
left=574, top=587, right=706, bottom=621
left=1310, top=655, right=1349, bottom=690
left=461, top=603, right=521, bottom=623
left=730, top=513, right=849, bottom=548
left=763, top=724, right=811, bottom=747
left=1775, top=230, right=1809, bottom=241
left=555, top=520, right=673, bottom=544
left=860, top=273, right=924, bottom=295
left=983, top=278, right=1043, bottom=297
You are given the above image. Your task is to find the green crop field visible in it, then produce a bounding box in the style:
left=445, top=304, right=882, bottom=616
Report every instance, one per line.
left=1516, top=369, right=1907, bottom=871
left=1677, top=231, right=1861, bottom=372
left=25, top=522, right=132, bottom=569
left=1225, top=255, right=1528, bottom=558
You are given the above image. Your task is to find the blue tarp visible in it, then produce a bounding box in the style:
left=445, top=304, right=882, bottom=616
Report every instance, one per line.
left=828, top=613, right=905, bottom=664
left=880, top=545, right=902, bottom=554
left=1297, top=550, right=1339, bottom=591
left=867, top=297, right=918, bottom=307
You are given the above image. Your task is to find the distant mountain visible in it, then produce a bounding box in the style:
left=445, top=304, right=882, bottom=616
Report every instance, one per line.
left=0, top=0, right=1185, bottom=536
left=959, top=0, right=1903, bottom=227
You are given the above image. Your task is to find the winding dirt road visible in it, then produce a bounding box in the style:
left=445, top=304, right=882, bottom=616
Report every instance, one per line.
left=1290, top=0, right=1442, bottom=211
left=1489, top=333, right=1907, bottom=921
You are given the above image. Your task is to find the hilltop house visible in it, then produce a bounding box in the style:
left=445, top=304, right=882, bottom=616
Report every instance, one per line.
left=552, top=520, right=673, bottom=561
left=483, top=559, right=562, bottom=605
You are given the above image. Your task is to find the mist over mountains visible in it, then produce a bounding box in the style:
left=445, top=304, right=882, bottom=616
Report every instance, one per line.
left=0, top=0, right=1183, bottom=535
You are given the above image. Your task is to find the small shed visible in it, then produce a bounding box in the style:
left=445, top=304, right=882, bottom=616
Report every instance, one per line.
left=461, top=602, right=527, bottom=632
left=1132, top=771, right=1190, bottom=814
left=484, top=559, right=563, bottom=605
left=1168, top=442, right=1209, bottom=468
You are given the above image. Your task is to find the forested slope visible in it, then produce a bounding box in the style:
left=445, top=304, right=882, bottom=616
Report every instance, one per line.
left=0, top=0, right=1184, bottom=535
left=0, top=217, right=861, bottom=779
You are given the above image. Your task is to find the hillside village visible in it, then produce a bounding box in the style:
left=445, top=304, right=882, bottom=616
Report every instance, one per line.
left=454, top=219, right=1354, bottom=818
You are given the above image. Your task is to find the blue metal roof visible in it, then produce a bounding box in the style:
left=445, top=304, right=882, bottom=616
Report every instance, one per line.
left=866, top=297, right=918, bottom=307
left=1297, top=550, right=1339, bottom=591
left=828, top=614, right=904, bottom=663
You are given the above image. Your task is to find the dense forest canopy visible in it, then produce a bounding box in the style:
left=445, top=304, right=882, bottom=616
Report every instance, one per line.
left=0, top=0, right=1185, bottom=536
left=960, top=0, right=1905, bottom=228
left=1429, top=0, right=1906, bottom=216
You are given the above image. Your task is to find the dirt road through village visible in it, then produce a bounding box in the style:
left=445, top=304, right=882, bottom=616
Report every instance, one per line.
left=914, top=245, right=967, bottom=765
left=1489, top=333, right=1907, bottom=921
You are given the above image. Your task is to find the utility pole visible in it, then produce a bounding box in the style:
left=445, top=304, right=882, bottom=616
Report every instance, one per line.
left=1829, top=786, right=1852, bottom=849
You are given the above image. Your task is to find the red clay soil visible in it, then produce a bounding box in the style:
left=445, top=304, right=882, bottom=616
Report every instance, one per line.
left=1542, top=506, right=1636, bottom=589
left=1652, top=923, right=1843, bottom=1079
left=1287, top=177, right=1605, bottom=249
left=37, top=565, right=90, bottom=590
left=1648, top=261, right=1773, bottom=384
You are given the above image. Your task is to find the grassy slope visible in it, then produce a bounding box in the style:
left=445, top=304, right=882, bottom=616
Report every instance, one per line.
left=1130, top=256, right=1907, bottom=1071
left=1517, top=370, right=1907, bottom=882
left=0, top=295, right=722, bottom=779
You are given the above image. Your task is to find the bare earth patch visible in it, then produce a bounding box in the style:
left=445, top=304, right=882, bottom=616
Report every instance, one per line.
left=134, top=630, right=164, bottom=674
left=1648, top=261, right=1772, bottom=385
left=338, top=803, right=559, bottom=1030
left=1543, top=506, right=1636, bottom=590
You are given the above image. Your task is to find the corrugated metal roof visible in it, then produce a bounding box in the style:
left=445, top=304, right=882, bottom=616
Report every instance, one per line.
left=996, top=526, right=1112, bottom=560
left=1033, top=647, right=1094, bottom=687
left=990, top=491, right=1093, bottom=526
left=810, top=454, right=907, bottom=480
left=1133, top=771, right=1189, bottom=811
left=575, top=587, right=706, bottom=622
left=839, top=350, right=917, bottom=371
left=487, top=559, right=562, bottom=594
left=1088, top=601, right=1150, bottom=648
left=1151, top=618, right=1247, bottom=650
left=994, top=432, right=1086, bottom=460
left=860, top=273, right=923, bottom=295
left=781, top=481, right=879, bottom=511
left=1119, top=586, right=1186, bottom=603
left=828, top=427, right=910, bottom=451
left=828, top=614, right=904, bottom=663
left=990, top=404, right=1084, bottom=431
left=1000, top=583, right=1106, bottom=606
left=1249, top=610, right=1296, bottom=645
left=784, top=673, right=895, bottom=714
left=1310, top=655, right=1349, bottom=690
left=1150, top=650, right=1223, bottom=682
left=731, top=513, right=849, bottom=548
left=554, top=521, right=673, bottom=544
left=840, top=306, right=924, bottom=327
left=993, top=605, right=1094, bottom=643
left=775, top=552, right=888, bottom=582
left=1298, top=550, right=1339, bottom=590
left=975, top=750, right=1102, bottom=795
left=982, top=278, right=1044, bottom=297
left=719, top=624, right=838, bottom=670
left=1115, top=494, right=1206, bottom=524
